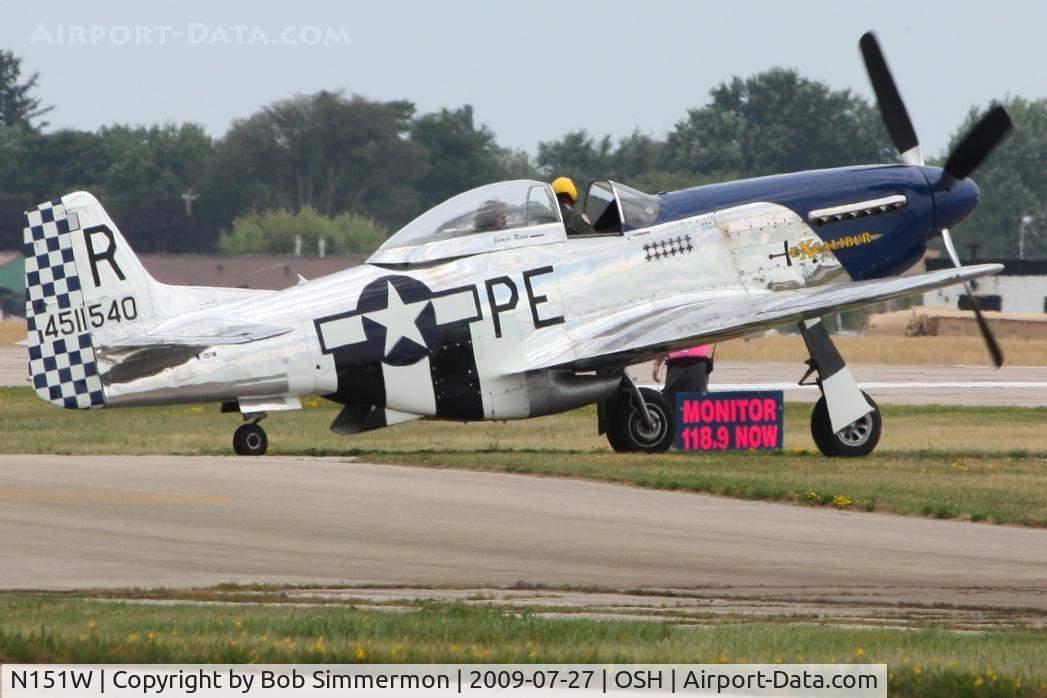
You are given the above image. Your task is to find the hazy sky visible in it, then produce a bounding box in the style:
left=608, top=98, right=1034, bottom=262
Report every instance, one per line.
left=2, top=0, right=1044, bottom=160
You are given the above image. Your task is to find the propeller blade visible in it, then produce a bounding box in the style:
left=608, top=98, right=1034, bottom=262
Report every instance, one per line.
left=942, top=105, right=1013, bottom=182
left=940, top=228, right=1004, bottom=367
left=859, top=31, right=922, bottom=165
left=940, top=227, right=962, bottom=267
left=861, top=29, right=1008, bottom=366
left=967, top=291, right=1005, bottom=368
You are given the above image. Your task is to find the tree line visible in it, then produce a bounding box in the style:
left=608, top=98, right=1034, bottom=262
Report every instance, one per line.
left=0, top=49, right=1044, bottom=258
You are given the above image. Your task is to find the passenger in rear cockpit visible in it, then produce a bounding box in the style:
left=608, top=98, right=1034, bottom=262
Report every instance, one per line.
left=552, top=176, right=596, bottom=237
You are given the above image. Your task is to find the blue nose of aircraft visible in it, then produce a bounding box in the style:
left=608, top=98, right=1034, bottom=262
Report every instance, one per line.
left=920, top=166, right=981, bottom=231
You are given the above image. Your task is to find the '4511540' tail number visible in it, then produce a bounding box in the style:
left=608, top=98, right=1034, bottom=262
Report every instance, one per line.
left=42, top=297, right=138, bottom=339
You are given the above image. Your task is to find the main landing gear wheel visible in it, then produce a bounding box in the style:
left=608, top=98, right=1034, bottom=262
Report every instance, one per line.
left=607, top=387, right=675, bottom=453
left=233, top=423, right=268, bottom=456
left=810, top=390, right=881, bottom=457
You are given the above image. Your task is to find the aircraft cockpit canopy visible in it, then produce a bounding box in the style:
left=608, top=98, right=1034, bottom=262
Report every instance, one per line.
left=582, top=180, right=661, bottom=234
left=368, top=180, right=565, bottom=265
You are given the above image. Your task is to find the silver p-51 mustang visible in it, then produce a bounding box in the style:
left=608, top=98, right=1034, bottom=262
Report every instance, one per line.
left=22, top=33, right=1011, bottom=456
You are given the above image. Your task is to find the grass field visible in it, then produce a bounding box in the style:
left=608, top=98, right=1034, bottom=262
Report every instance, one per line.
left=4, top=371, right=1047, bottom=696
left=1, top=592, right=1044, bottom=697
left=2, top=387, right=1046, bottom=526
left=369, top=449, right=1047, bottom=527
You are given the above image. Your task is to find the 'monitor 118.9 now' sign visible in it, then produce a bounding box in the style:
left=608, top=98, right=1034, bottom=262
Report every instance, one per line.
left=676, top=391, right=784, bottom=451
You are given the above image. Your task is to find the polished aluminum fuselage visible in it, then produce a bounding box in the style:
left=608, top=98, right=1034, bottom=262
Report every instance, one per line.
left=102, top=201, right=849, bottom=420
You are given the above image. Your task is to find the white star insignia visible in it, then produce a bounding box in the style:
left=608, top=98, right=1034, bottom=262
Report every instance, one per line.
left=364, top=281, right=428, bottom=357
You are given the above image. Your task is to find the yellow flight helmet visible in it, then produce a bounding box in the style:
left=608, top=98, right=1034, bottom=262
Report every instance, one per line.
left=551, top=176, right=578, bottom=202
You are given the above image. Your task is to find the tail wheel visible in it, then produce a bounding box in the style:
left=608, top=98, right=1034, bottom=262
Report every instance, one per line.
left=607, top=387, right=675, bottom=453
left=233, top=423, right=268, bottom=456
left=810, top=390, right=881, bottom=457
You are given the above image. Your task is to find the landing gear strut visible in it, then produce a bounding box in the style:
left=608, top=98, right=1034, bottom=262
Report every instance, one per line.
left=799, top=319, right=882, bottom=457
left=604, top=375, right=675, bottom=453
left=233, top=413, right=268, bottom=456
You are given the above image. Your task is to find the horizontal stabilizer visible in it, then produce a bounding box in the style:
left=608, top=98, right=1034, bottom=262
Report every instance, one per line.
left=105, top=321, right=292, bottom=350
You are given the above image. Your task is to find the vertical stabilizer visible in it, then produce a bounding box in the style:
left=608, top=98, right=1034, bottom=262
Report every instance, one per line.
left=23, top=192, right=159, bottom=408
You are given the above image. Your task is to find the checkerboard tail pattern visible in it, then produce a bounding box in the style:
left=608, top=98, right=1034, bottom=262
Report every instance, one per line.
left=23, top=199, right=105, bottom=409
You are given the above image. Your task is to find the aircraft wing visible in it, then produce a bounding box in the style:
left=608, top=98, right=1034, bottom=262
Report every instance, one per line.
left=529, top=263, right=1003, bottom=371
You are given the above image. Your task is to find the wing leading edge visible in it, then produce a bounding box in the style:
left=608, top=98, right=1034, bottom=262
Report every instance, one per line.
left=529, top=263, right=1004, bottom=371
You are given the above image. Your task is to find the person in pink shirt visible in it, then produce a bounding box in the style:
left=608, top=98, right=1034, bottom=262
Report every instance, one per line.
left=652, top=344, right=714, bottom=405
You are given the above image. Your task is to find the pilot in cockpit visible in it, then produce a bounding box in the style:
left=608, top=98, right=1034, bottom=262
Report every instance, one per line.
left=551, top=177, right=597, bottom=237
left=474, top=199, right=508, bottom=232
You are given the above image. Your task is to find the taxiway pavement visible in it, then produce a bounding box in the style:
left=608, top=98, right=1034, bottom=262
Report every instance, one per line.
left=0, top=346, right=23, bottom=387
left=2, top=455, right=1044, bottom=619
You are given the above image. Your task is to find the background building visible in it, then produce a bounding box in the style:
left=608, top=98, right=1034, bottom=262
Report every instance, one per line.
left=924, top=258, right=1047, bottom=313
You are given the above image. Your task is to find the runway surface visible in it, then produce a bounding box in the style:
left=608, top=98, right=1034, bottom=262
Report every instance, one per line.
left=0, top=346, right=24, bottom=387
left=2, top=455, right=1045, bottom=622
left=4, top=346, right=1047, bottom=405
